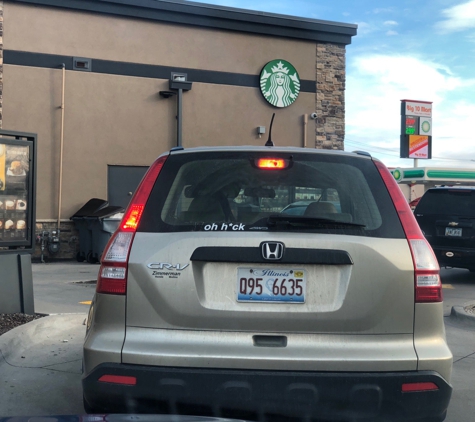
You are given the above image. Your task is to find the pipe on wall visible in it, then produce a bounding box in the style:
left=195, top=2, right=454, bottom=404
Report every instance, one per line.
left=303, top=114, right=308, bottom=148
left=57, top=64, right=65, bottom=229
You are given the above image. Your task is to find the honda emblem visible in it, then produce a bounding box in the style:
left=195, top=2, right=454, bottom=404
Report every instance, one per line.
left=261, top=242, right=284, bottom=260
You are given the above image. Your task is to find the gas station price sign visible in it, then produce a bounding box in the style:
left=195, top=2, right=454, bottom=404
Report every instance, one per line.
left=400, top=100, right=432, bottom=159
left=405, top=115, right=418, bottom=135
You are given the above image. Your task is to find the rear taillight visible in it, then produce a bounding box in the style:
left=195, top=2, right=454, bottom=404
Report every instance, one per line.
left=401, top=382, right=438, bottom=392
left=374, top=161, right=442, bottom=303
left=96, top=155, right=168, bottom=295
left=98, top=375, right=137, bottom=385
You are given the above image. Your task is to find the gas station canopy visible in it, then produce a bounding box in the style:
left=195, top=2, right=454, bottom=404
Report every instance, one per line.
left=391, top=167, right=475, bottom=187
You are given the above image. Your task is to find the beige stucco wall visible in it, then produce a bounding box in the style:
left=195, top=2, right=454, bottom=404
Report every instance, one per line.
left=2, top=2, right=344, bottom=223
left=3, top=65, right=61, bottom=220
left=3, top=64, right=315, bottom=219
left=4, top=3, right=316, bottom=79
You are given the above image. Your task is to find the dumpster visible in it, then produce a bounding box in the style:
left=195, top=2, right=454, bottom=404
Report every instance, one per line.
left=70, top=198, right=108, bottom=262
left=87, top=205, right=124, bottom=263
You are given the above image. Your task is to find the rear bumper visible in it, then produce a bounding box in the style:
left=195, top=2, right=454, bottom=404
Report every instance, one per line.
left=82, top=363, right=452, bottom=421
left=432, top=245, right=475, bottom=269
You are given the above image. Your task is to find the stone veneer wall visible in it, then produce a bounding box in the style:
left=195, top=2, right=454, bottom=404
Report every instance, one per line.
left=34, top=221, right=80, bottom=261
left=315, top=43, right=346, bottom=150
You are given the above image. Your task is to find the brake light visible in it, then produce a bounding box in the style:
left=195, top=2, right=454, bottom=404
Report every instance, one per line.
left=122, top=204, right=145, bottom=231
left=96, top=155, right=168, bottom=295
left=402, top=382, right=438, bottom=392
left=374, top=160, right=441, bottom=303
left=257, top=158, right=287, bottom=169
left=98, top=375, right=137, bottom=386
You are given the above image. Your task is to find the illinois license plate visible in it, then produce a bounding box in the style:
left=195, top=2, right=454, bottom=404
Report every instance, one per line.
left=237, top=268, right=306, bottom=303
left=445, top=227, right=462, bottom=237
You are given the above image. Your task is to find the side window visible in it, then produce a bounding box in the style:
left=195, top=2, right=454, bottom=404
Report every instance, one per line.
left=260, top=188, right=290, bottom=212
left=325, top=188, right=341, bottom=212
left=175, top=185, right=193, bottom=215
left=233, top=187, right=290, bottom=214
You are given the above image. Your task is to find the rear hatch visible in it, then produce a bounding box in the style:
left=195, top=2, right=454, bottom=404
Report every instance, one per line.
left=415, top=188, right=475, bottom=254
left=125, top=149, right=414, bottom=336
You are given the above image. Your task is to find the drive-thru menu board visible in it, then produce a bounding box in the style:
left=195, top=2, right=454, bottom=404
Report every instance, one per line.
left=0, top=132, right=36, bottom=250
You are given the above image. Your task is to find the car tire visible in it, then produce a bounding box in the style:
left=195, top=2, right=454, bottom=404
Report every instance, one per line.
left=76, top=252, right=85, bottom=262
left=86, top=252, right=97, bottom=264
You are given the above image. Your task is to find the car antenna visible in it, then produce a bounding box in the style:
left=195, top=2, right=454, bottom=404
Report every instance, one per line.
left=265, top=113, right=276, bottom=147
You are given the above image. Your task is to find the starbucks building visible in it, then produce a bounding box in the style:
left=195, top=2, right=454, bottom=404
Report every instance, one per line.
left=1, top=0, right=357, bottom=259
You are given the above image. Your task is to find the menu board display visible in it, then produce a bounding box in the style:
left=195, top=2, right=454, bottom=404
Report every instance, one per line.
left=0, top=143, right=30, bottom=244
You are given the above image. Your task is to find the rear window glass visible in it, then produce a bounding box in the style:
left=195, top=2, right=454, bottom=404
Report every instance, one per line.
left=139, top=151, right=404, bottom=238
left=416, top=189, right=475, bottom=216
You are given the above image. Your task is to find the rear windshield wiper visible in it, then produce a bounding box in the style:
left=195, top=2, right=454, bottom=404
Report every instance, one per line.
left=267, top=215, right=366, bottom=229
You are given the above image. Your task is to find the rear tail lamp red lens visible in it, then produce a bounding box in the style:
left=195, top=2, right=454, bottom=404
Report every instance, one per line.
left=98, top=375, right=137, bottom=386
left=96, top=155, right=168, bottom=295
left=374, top=160, right=441, bottom=303
left=402, top=382, right=438, bottom=392
left=122, top=204, right=145, bottom=232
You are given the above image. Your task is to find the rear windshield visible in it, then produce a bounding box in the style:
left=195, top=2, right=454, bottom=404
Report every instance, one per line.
left=416, top=189, right=475, bottom=216
left=139, top=151, right=404, bottom=238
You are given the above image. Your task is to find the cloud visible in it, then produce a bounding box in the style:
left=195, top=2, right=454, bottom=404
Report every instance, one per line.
left=345, top=55, right=475, bottom=167
left=436, top=0, right=475, bottom=33
left=349, top=55, right=463, bottom=99
left=371, top=8, right=394, bottom=14
left=355, top=19, right=400, bottom=38
left=354, top=21, right=374, bottom=35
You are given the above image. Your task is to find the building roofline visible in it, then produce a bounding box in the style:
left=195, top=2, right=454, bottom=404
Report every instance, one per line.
left=8, top=0, right=358, bottom=45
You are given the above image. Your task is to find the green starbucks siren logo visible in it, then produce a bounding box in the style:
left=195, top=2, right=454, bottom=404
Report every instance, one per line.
left=260, top=59, right=300, bottom=108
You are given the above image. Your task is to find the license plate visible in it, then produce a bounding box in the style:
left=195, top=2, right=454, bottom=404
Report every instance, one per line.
left=445, top=227, right=462, bottom=237
left=237, top=268, right=306, bottom=303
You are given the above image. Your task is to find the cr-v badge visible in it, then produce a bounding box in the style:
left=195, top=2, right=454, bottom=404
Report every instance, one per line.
left=147, top=262, right=189, bottom=279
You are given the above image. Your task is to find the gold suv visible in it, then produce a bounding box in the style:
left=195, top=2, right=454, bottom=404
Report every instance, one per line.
left=83, top=146, right=452, bottom=421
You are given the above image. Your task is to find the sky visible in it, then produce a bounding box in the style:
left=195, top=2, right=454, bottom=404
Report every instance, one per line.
left=189, top=0, right=475, bottom=169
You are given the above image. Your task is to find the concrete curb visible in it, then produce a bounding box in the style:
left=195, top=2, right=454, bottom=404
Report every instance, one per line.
left=0, top=314, right=86, bottom=367
left=450, top=304, right=475, bottom=324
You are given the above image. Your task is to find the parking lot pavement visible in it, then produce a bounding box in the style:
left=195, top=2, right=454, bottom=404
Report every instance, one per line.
left=32, top=262, right=98, bottom=314
left=440, top=267, right=475, bottom=316
left=0, top=309, right=473, bottom=418
left=0, top=314, right=86, bottom=416
left=444, top=314, right=475, bottom=422
left=0, top=263, right=471, bottom=418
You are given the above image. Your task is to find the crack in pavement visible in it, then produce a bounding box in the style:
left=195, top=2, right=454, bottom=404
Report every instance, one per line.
left=453, top=351, right=475, bottom=364
left=0, top=347, right=81, bottom=374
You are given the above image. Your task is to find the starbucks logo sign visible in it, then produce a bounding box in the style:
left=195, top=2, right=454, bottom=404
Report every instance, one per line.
left=260, top=59, right=300, bottom=108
